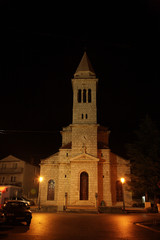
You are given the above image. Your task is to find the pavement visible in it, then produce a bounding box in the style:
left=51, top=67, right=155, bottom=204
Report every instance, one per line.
left=135, top=214, right=160, bottom=233
left=2, top=205, right=160, bottom=234
left=1, top=212, right=160, bottom=239
left=29, top=205, right=160, bottom=233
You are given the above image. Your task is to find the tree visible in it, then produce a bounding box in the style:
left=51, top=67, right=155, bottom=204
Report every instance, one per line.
left=126, top=115, right=160, bottom=202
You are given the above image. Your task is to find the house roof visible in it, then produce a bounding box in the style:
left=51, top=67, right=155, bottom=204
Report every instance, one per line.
left=97, top=142, right=109, bottom=149
left=60, top=142, right=72, bottom=149
left=0, top=155, right=22, bottom=162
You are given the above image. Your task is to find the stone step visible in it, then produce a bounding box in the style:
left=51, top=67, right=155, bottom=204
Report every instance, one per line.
left=66, top=205, right=98, bottom=213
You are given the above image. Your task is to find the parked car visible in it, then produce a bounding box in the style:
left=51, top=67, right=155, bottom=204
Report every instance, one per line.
left=2, top=200, right=32, bottom=226
left=10, top=197, right=35, bottom=206
left=0, top=209, right=5, bottom=224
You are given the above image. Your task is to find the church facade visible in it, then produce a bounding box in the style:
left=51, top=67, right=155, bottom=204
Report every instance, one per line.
left=39, top=52, right=132, bottom=211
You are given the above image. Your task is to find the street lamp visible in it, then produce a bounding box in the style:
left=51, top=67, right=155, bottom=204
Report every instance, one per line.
left=120, top=177, right=125, bottom=184
left=38, top=176, right=43, bottom=210
left=39, top=176, right=43, bottom=183
left=120, top=177, right=125, bottom=212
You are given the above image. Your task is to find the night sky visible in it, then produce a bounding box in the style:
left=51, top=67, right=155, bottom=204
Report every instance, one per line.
left=0, top=1, right=160, bottom=163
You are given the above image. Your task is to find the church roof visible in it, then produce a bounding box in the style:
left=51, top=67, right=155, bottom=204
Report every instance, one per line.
left=74, top=52, right=96, bottom=79
left=60, top=142, right=72, bottom=149
left=97, top=142, right=109, bottom=149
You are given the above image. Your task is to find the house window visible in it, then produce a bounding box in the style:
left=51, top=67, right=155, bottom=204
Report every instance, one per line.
left=1, top=176, right=5, bottom=183
left=88, top=89, right=91, bottom=103
left=82, top=114, right=84, bottom=119
left=12, top=163, right=17, bottom=169
left=2, top=164, right=6, bottom=169
left=83, top=89, right=86, bottom=103
left=11, top=176, right=16, bottom=182
left=78, top=89, right=81, bottom=103
left=86, top=114, right=88, bottom=119
left=116, top=180, right=123, bottom=202
left=47, top=179, right=55, bottom=200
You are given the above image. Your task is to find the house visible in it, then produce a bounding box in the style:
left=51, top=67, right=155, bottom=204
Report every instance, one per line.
left=0, top=155, right=39, bottom=198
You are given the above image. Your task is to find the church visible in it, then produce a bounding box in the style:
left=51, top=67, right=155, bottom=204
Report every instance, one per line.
left=39, top=52, right=132, bottom=211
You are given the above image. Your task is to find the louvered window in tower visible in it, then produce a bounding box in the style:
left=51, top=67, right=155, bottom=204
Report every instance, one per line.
left=83, top=89, right=86, bottom=103
left=88, top=89, right=91, bottom=103
left=78, top=89, right=81, bottom=103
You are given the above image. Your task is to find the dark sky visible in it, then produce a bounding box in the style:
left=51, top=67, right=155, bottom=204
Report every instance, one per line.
left=0, top=1, right=160, bottom=162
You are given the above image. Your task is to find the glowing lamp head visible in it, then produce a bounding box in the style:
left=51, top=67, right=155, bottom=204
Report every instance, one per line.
left=39, top=177, right=43, bottom=182
left=120, top=177, right=125, bottom=184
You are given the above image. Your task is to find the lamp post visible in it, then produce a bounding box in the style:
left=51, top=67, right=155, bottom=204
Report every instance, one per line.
left=38, top=176, right=43, bottom=210
left=120, top=177, right=125, bottom=212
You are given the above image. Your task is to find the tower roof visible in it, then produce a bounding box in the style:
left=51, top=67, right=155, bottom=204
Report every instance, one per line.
left=74, top=52, right=96, bottom=78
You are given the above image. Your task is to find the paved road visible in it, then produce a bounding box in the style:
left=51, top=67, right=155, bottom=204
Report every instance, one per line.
left=1, top=212, right=160, bottom=240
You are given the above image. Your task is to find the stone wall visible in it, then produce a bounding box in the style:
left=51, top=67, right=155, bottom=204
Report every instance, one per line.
left=72, top=78, right=98, bottom=125
left=117, top=155, right=132, bottom=206
left=71, top=124, right=98, bottom=157
left=109, top=152, right=132, bottom=207
left=97, top=126, right=110, bottom=147
left=69, top=160, right=98, bottom=207
left=61, top=125, right=72, bottom=147
left=40, top=163, right=59, bottom=205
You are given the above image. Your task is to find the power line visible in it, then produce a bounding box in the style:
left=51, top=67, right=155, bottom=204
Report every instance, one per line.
left=0, top=130, right=60, bottom=134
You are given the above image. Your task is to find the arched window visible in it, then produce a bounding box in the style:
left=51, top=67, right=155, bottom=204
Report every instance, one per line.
left=88, top=89, right=91, bottom=103
left=83, top=89, right=86, bottom=103
left=80, top=172, right=88, bottom=200
left=116, top=180, right=123, bottom=202
left=78, top=89, right=81, bottom=103
left=82, top=114, right=84, bottom=119
left=86, top=114, right=88, bottom=119
left=47, top=179, right=55, bottom=200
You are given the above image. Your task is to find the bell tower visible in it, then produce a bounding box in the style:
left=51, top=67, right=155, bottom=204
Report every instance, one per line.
left=72, top=52, right=98, bottom=124
left=71, top=52, right=99, bottom=157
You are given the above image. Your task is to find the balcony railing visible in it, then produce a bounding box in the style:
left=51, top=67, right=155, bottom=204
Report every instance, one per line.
left=0, top=168, right=23, bottom=174
left=0, top=182, right=22, bottom=187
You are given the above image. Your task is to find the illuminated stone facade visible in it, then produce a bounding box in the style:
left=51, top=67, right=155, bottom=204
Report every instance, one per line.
left=40, top=52, right=132, bottom=211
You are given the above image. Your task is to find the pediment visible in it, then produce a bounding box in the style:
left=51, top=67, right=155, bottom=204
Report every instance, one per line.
left=70, top=153, right=99, bottom=162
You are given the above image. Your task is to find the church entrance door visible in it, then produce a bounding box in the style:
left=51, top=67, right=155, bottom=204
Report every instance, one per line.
left=80, top=172, right=88, bottom=200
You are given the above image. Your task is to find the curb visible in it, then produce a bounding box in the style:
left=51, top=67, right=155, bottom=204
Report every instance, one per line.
left=135, top=222, right=160, bottom=233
